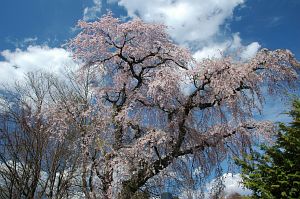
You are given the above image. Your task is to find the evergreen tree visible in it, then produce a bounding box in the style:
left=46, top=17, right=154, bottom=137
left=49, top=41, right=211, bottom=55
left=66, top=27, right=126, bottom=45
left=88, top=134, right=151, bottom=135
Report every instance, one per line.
left=236, top=99, right=300, bottom=198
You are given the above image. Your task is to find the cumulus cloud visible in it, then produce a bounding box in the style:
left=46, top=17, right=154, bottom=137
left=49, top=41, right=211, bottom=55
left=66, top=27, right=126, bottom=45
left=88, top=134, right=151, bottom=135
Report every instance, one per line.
left=205, top=173, right=251, bottom=198
left=83, top=0, right=102, bottom=21
left=240, top=42, right=261, bottom=60
left=193, top=42, right=228, bottom=60
left=0, top=45, right=78, bottom=85
left=111, top=0, right=261, bottom=60
left=193, top=33, right=261, bottom=61
left=115, top=0, right=244, bottom=45
left=180, top=173, right=251, bottom=199
left=218, top=173, right=251, bottom=197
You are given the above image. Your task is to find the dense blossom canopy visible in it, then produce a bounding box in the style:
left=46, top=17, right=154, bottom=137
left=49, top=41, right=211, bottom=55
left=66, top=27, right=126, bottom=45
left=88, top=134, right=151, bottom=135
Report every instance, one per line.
left=53, top=13, right=300, bottom=198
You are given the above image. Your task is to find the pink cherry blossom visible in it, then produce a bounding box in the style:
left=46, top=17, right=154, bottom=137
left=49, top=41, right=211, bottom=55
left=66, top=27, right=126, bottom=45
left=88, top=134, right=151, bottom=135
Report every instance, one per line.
left=64, top=13, right=300, bottom=198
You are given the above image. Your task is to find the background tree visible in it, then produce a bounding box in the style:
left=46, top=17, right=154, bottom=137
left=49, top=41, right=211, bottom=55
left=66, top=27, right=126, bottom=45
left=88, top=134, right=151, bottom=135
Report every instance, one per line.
left=45, top=66, right=111, bottom=199
left=0, top=71, right=101, bottom=198
left=235, top=99, right=300, bottom=199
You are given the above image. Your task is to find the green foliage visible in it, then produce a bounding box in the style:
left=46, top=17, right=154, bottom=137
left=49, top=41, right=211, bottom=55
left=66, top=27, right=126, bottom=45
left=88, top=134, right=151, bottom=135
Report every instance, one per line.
left=235, top=99, right=300, bottom=199
left=226, top=193, right=250, bottom=199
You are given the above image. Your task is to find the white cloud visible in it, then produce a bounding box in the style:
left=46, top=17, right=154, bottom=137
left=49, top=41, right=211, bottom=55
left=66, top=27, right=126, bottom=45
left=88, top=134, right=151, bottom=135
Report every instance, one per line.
left=83, top=0, right=102, bottom=21
left=115, top=0, right=244, bottom=45
left=240, top=42, right=261, bottom=60
left=221, top=173, right=251, bottom=196
left=193, top=33, right=261, bottom=61
left=5, top=36, right=38, bottom=48
left=0, top=45, right=78, bottom=85
left=179, top=173, right=251, bottom=199
left=23, top=37, right=38, bottom=44
left=111, top=0, right=261, bottom=60
left=206, top=173, right=252, bottom=198
left=193, top=42, right=228, bottom=60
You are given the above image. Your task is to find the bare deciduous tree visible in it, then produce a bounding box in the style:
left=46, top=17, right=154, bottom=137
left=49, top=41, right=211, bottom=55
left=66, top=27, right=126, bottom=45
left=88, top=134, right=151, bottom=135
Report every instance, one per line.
left=0, top=73, right=82, bottom=199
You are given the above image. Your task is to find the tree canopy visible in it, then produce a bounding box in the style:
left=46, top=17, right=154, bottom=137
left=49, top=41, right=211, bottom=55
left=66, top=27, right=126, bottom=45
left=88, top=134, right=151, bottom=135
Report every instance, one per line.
left=236, top=99, right=300, bottom=198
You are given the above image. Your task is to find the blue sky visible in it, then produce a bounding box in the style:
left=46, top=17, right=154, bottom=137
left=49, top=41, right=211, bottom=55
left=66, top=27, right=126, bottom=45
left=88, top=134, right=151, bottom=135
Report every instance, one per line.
left=0, top=0, right=299, bottom=55
left=231, top=0, right=300, bottom=57
left=0, top=0, right=82, bottom=49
